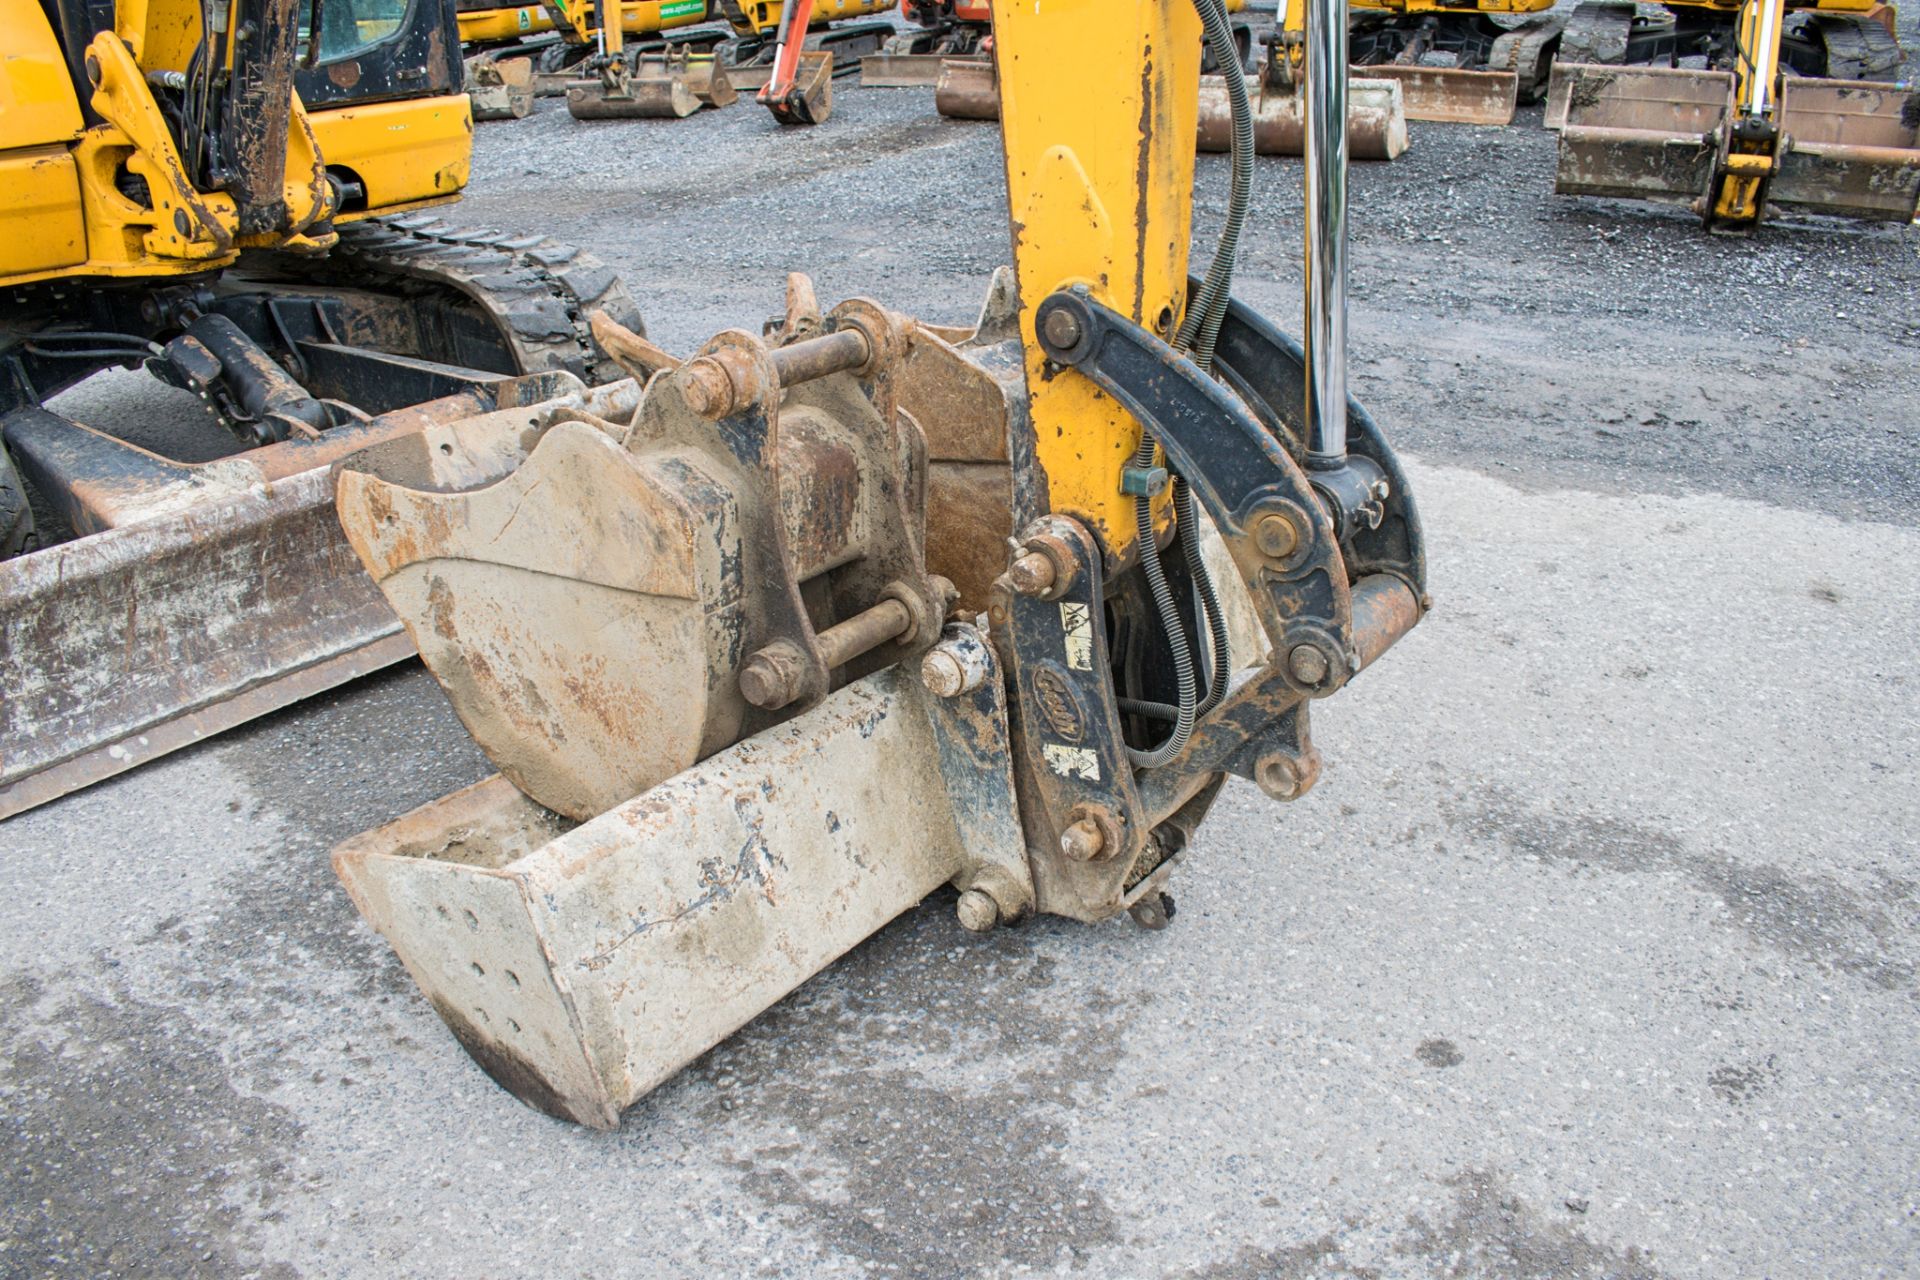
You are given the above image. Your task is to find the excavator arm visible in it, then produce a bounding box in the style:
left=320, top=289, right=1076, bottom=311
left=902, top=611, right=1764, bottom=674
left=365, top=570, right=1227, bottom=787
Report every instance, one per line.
left=328, top=0, right=1426, bottom=1126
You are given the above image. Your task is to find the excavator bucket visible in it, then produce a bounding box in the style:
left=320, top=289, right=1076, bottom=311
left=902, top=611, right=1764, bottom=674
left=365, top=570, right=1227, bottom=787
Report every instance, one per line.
left=860, top=52, right=951, bottom=87
left=1198, top=73, right=1410, bottom=160
left=678, top=54, right=741, bottom=108
left=934, top=57, right=999, bottom=119
left=762, top=49, right=835, bottom=123
left=567, top=50, right=730, bottom=119
left=1553, top=65, right=1730, bottom=206
left=1365, top=64, right=1518, bottom=126
left=1770, top=79, right=1920, bottom=222
left=467, top=54, right=535, bottom=121
left=943, top=63, right=1411, bottom=157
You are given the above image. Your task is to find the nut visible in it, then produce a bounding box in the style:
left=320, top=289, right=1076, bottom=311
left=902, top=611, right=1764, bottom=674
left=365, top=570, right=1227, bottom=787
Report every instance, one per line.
left=920, top=635, right=989, bottom=698
left=955, top=888, right=1001, bottom=933
left=1008, top=550, right=1057, bottom=597
left=1059, top=817, right=1105, bottom=862
left=1042, top=306, right=1083, bottom=351
left=1287, top=643, right=1330, bottom=687
left=679, top=356, right=735, bottom=418
left=1253, top=511, right=1299, bottom=560
left=1254, top=753, right=1304, bottom=801
left=738, top=642, right=805, bottom=710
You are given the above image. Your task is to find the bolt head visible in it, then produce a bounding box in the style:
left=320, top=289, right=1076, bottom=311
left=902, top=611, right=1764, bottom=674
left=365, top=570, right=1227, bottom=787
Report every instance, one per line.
left=1287, top=643, right=1330, bottom=687
left=739, top=645, right=802, bottom=709
left=1059, top=817, right=1105, bottom=862
left=1253, top=512, right=1299, bottom=560
left=1041, top=307, right=1082, bottom=352
left=680, top=357, right=734, bottom=419
left=956, top=888, right=1000, bottom=933
left=920, top=648, right=965, bottom=698
left=1008, top=550, right=1057, bottom=597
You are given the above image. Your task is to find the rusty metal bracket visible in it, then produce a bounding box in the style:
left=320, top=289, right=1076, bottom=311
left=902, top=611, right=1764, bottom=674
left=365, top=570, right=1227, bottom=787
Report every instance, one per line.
left=989, top=514, right=1148, bottom=922
left=1205, top=289, right=1425, bottom=596
left=1032, top=288, right=1360, bottom=700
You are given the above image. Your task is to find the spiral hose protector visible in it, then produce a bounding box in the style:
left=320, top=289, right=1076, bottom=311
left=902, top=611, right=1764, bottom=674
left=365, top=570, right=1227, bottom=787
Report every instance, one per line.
left=1127, top=430, right=1199, bottom=768
left=1178, top=0, right=1255, bottom=374
left=1176, top=480, right=1233, bottom=715
left=1123, top=0, right=1252, bottom=768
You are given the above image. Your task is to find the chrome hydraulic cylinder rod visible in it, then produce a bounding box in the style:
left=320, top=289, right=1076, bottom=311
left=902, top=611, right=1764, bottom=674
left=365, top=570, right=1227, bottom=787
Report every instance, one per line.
left=1303, top=0, right=1350, bottom=466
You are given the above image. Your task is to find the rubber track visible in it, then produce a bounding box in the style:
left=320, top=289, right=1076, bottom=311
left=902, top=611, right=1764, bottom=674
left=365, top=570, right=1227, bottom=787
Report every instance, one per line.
left=1491, top=15, right=1566, bottom=101
left=1557, top=0, right=1635, bottom=65
left=276, top=214, right=643, bottom=386
left=1801, top=11, right=1905, bottom=80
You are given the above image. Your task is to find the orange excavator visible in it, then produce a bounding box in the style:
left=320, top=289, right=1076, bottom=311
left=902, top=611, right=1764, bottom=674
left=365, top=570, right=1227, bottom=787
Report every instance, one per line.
left=757, top=0, right=837, bottom=121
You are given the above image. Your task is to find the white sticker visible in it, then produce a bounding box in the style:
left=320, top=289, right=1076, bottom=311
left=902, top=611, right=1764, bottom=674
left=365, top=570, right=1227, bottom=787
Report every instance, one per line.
left=1043, top=743, right=1100, bottom=781
left=1060, top=602, right=1093, bottom=671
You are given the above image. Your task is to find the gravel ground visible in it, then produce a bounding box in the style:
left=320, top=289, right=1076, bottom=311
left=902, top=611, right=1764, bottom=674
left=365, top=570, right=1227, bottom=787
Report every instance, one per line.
left=5, top=21, right=1920, bottom=1280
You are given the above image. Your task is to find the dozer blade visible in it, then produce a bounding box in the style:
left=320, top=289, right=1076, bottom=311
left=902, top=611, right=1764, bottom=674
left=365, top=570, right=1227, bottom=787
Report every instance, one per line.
left=1553, top=64, right=1730, bottom=206
left=1366, top=64, right=1518, bottom=126
left=1770, top=78, right=1920, bottom=222
left=934, top=57, right=999, bottom=119
left=763, top=49, right=835, bottom=124
left=0, top=373, right=603, bottom=820
left=859, top=52, right=949, bottom=87
left=467, top=55, right=535, bottom=121
left=1198, top=74, right=1410, bottom=160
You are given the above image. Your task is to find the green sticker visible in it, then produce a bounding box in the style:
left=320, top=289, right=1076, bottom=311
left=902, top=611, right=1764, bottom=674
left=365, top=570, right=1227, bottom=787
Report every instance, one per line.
left=660, top=0, right=705, bottom=17
left=517, top=8, right=532, bottom=28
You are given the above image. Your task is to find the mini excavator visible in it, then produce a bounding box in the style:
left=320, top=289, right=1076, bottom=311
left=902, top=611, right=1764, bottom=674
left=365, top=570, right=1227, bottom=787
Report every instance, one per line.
left=456, top=0, right=893, bottom=120
left=1547, top=0, right=1918, bottom=228
left=329, top=0, right=1429, bottom=1125
left=0, top=0, right=640, bottom=817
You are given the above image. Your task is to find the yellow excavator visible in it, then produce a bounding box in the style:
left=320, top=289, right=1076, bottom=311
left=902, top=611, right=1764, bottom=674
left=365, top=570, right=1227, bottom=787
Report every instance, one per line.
left=457, top=0, right=893, bottom=119
left=0, top=0, right=641, bottom=817
left=1326, top=0, right=1564, bottom=123
left=326, top=0, right=1429, bottom=1125
left=1546, top=0, right=1918, bottom=228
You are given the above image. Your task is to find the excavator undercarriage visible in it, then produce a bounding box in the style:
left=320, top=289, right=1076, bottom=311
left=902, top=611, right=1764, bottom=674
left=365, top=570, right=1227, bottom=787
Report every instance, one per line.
left=0, top=0, right=643, bottom=815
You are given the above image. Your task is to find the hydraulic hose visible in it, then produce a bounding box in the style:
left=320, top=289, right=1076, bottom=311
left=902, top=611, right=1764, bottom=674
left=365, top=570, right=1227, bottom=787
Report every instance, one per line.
left=1124, top=0, right=1252, bottom=768
left=1176, top=480, right=1233, bottom=715
left=1127, top=429, right=1199, bottom=768
left=1178, top=0, right=1255, bottom=373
